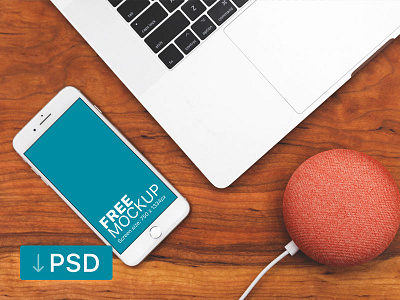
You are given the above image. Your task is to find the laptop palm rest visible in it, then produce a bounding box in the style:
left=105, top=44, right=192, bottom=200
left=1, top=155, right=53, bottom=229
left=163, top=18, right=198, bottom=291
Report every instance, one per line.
left=225, top=0, right=400, bottom=114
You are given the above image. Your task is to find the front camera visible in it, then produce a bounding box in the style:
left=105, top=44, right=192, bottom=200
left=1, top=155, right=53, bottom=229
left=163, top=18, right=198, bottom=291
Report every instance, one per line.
left=33, top=129, right=36, bottom=132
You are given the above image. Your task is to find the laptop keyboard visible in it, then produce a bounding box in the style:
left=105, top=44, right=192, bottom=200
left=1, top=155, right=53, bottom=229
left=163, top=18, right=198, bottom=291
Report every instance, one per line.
left=108, top=0, right=249, bottom=69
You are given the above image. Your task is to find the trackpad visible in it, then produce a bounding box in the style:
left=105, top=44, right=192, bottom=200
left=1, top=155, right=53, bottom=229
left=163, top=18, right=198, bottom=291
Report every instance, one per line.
left=225, top=0, right=400, bottom=113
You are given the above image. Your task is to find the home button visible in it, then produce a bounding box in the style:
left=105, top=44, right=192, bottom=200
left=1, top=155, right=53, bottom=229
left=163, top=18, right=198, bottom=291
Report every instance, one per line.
left=149, top=226, right=162, bottom=239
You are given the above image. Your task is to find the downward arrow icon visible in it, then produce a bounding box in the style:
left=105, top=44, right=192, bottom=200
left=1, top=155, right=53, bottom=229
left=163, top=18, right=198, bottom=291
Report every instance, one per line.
left=32, top=254, right=44, bottom=272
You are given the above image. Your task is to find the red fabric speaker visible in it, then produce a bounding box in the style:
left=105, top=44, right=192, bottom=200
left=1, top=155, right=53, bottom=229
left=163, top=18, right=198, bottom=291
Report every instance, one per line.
left=283, top=149, right=400, bottom=267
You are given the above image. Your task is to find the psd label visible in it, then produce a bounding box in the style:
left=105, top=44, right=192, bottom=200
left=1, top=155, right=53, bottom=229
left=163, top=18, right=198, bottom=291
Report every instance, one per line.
left=20, top=246, right=112, bottom=280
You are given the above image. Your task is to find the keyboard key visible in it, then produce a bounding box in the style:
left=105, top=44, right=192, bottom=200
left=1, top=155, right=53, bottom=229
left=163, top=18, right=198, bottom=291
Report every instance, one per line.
left=160, top=0, right=184, bottom=12
left=159, top=44, right=183, bottom=69
left=145, top=11, right=190, bottom=53
left=181, top=0, right=206, bottom=21
left=191, top=15, right=216, bottom=40
left=232, top=0, right=249, bottom=7
left=203, top=0, right=217, bottom=6
left=208, top=0, right=237, bottom=26
left=108, top=0, right=123, bottom=7
left=117, top=0, right=150, bottom=22
left=175, top=29, right=200, bottom=54
left=131, top=3, right=168, bottom=38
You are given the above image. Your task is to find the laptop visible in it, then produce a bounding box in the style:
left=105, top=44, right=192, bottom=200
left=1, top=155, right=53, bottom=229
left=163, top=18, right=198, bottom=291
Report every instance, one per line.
left=50, top=0, right=400, bottom=188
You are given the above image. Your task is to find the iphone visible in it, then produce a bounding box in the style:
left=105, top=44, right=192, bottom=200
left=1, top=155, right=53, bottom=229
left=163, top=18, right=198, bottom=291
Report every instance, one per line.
left=13, top=87, right=190, bottom=266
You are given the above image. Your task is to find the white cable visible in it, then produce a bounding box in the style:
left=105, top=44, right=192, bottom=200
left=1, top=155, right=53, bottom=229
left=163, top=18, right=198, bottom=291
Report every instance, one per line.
left=239, top=241, right=299, bottom=300
left=239, top=251, right=289, bottom=300
left=284, top=240, right=299, bottom=256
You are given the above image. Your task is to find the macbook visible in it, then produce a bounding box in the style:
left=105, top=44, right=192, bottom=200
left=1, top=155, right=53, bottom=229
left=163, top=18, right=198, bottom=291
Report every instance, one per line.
left=50, top=0, right=400, bottom=187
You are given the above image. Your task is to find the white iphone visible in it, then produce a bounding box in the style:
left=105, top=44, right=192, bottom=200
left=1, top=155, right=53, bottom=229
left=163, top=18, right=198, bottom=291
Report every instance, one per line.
left=13, top=87, right=190, bottom=266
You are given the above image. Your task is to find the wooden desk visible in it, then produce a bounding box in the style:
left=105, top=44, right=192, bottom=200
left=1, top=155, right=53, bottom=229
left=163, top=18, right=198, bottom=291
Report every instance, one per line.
left=1, top=1, right=400, bottom=298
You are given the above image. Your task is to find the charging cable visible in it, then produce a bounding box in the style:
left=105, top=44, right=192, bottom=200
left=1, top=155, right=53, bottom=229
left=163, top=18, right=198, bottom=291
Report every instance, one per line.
left=239, top=241, right=299, bottom=300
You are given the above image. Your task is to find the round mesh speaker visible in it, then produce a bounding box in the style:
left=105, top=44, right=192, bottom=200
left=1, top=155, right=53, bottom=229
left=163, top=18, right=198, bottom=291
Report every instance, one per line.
left=283, top=149, right=400, bottom=267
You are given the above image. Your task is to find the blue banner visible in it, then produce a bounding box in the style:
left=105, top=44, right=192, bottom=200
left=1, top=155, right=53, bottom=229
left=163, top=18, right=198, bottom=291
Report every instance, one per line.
left=20, top=246, right=113, bottom=280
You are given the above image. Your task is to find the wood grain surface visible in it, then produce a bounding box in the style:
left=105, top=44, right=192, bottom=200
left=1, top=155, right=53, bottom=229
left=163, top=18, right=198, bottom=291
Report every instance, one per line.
left=2, top=1, right=400, bottom=299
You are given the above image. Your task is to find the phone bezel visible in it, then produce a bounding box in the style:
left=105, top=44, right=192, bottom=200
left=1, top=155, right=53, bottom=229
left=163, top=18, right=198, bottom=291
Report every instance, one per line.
left=13, top=86, right=190, bottom=266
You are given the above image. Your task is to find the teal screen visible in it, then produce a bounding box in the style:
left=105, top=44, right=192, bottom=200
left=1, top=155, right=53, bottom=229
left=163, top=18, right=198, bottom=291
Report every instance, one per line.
left=25, top=99, right=177, bottom=254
